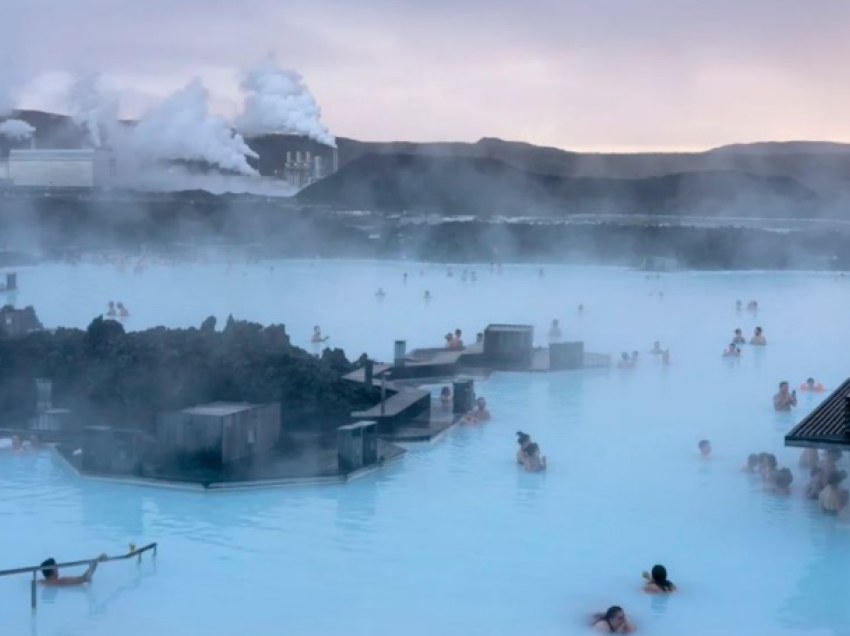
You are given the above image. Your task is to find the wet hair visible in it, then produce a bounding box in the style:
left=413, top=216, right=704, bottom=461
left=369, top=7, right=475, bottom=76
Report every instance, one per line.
left=525, top=442, right=540, bottom=457
left=651, top=564, right=674, bottom=592
left=755, top=326, right=763, bottom=334
left=757, top=452, right=768, bottom=464
left=604, top=606, right=625, bottom=623
left=440, top=386, right=451, bottom=395
left=516, top=431, right=530, bottom=445
left=698, top=440, right=710, bottom=451
left=41, top=558, right=57, bottom=579
left=773, top=468, right=793, bottom=489
left=807, top=377, right=815, bottom=384
left=747, top=454, right=758, bottom=468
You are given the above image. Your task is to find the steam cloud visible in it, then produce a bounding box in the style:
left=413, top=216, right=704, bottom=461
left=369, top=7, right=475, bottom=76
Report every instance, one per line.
left=67, top=73, right=118, bottom=148
left=133, top=79, right=259, bottom=176
left=236, top=56, right=335, bottom=147
left=0, top=119, right=35, bottom=140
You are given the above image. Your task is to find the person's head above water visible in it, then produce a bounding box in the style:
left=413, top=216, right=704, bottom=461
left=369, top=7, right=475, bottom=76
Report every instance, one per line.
left=778, top=381, right=789, bottom=392
left=698, top=440, right=711, bottom=456
left=755, top=326, right=763, bottom=335
left=650, top=564, right=674, bottom=591
left=747, top=454, right=759, bottom=469
left=517, top=431, right=531, bottom=446
left=773, top=468, right=793, bottom=490
left=599, top=606, right=627, bottom=631
left=807, top=378, right=815, bottom=387
left=41, top=558, right=58, bottom=580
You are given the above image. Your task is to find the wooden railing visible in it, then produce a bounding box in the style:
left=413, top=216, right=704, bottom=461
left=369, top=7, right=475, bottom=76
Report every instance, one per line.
left=0, top=542, right=157, bottom=610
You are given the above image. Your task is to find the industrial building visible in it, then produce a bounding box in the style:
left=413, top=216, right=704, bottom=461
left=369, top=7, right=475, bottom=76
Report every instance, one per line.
left=247, top=134, right=339, bottom=190
left=4, top=148, right=118, bottom=188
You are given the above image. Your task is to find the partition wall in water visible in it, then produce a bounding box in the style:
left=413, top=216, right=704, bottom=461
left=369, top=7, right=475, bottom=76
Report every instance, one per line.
left=2, top=260, right=850, bottom=636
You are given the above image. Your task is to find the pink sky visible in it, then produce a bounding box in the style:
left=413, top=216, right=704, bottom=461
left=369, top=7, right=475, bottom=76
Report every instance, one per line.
left=3, top=0, right=850, bottom=152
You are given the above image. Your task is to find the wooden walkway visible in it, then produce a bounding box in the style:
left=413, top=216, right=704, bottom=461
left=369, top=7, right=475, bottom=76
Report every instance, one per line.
left=785, top=378, right=850, bottom=449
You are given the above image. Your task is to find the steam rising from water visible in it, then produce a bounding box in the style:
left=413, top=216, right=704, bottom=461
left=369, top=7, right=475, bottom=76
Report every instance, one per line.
left=133, top=79, right=259, bottom=176
left=236, top=56, right=335, bottom=147
left=0, top=118, right=35, bottom=139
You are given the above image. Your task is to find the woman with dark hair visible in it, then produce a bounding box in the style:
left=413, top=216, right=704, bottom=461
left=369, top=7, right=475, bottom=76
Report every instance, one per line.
left=40, top=554, right=107, bottom=586
left=516, top=431, right=531, bottom=464
left=642, top=564, right=676, bottom=593
left=591, top=606, right=635, bottom=633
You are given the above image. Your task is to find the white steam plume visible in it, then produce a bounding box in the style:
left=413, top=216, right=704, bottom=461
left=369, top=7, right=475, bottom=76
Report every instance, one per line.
left=67, top=73, right=118, bottom=148
left=133, top=79, right=258, bottom=176
left=236, top=56, right=335, bottom=147
left=0, top=119, right=35, bottom=140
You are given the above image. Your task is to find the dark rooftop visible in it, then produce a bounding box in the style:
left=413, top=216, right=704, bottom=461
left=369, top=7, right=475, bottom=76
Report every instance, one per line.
left=785, top=377, right=850, bottom=450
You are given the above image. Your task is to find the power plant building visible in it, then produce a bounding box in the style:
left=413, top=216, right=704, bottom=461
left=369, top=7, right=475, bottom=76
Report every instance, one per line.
left=248, top=134, right=339, bottom=190
left=6, top=149, right=118, bottom=188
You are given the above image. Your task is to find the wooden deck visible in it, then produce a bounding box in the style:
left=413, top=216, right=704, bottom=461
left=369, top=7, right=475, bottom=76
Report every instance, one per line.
left=785, top=378, right=850, bottom=450
left=384, top=399, right=460, bottom=443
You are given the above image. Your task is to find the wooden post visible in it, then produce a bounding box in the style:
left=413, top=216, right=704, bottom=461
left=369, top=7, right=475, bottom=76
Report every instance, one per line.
left=31, top=571, right=36, bottom=610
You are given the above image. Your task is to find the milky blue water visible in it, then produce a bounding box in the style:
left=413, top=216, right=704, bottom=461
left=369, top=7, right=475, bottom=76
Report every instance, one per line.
left=2, top=261, right=850, bottom=636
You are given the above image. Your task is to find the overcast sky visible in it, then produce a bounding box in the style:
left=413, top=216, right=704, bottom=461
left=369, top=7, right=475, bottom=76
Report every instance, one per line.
left=3, top=0, right=849, bottom=151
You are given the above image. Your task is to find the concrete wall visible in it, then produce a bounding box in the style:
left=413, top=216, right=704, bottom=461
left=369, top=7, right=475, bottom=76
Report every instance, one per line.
left=9, top=150, right=96, bottom=188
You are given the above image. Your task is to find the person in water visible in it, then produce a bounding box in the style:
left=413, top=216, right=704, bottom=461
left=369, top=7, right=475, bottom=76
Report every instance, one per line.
left=618, top=352, right=634, bottom=369
left=769, top=468, right=794, bottom=495
left=761, top=454, right=778, bottom=482
left=773, top=381, right=797, bottom=412
left=799, top=448, right=819, bottom=469
left=516, top=431, right=532, bottom=464
left=439, top=386, right=452, bottom=407
left=750, top=326, right=766, bottom=345
left=651, top=341, right=663, bottom=354
left=698, top=440, right=712, bottom=458
left=732, top=328, right=746, bottom=344
left=467, top=397, right=490, bottom=422
left=800, top=378, right=824, bottom=392
left=642, top=564, right=676, bottom=593
left=819, top=470, right=849, bottom=515
left=521, top=442, right=547, bottom=472
left=423, top=290, right=432, bottom=301
left=591, top=606, right=635, bottom=633
left=311, top=326, right=328, bottom=343
left=375, top=288, right=386, bottom=298
left=805, top=467, right=827, bottom=500
left=661, top=350, right=670, bottom=365
left=548, top=319, right=562, bottom=342
left=117, top=302, right=129, bottom=318
left=106, top=301, right=117, bottom=317
left=742, top=453, right=759, bottom=473
left=723, top=344, right=741, bottom=358
left=40, top=554, right=108, bottom=586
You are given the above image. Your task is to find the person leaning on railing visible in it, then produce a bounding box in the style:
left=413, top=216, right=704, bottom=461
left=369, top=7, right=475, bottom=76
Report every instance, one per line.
left=39, top=554, right=107, bottom=586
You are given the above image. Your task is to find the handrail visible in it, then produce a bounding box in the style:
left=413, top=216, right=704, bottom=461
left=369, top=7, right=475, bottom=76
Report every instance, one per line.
left=0, top=542, right=157, bottom=611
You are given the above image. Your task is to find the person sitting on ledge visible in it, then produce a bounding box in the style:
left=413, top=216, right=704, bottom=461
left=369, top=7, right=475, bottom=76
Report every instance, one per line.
left=467, top=397, right=490, bottom=422
left=769, top=468, right=794, bottom=495
left=591, top=606, right=635, bottom=633
left=800, top=378, right=824, bottom=392
left=548, top=319, right=562, bottom=342
left=444, top=333, right=454, bottom=349
left=642, top=564, right=676, bottom=593
left=521, top=442, right=547, bottom=473
left=698, top=440, right=712, bottom=458
left=40, top=554, right=107, bottom=587
left=516, top=431, right=532, bottom=464
left=117, top=302, right=130, bottom=318
left=773, top=381, right=797, bottom=412
left=105, top=301, right=117, bottom=318
left=618, top=353, right=634, bottom=369
left=476, top=332, right=484, bottom=343
left=750, top=326, right=767, bottom=346
left=651, top=341, right=663, bottom=354
left=723, top=344, right=741, bottom=358
left=439, top=386, right=452, bottom=407
left=732, top=328, right=746, bottom=344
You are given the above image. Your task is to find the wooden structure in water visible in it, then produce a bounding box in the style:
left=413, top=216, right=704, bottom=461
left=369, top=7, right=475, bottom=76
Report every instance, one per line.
left=785, top=378, right=850, bottom=450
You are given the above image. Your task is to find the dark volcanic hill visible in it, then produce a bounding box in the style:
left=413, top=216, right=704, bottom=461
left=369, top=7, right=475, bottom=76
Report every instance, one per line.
left=297, top=154, right=819, bottom=217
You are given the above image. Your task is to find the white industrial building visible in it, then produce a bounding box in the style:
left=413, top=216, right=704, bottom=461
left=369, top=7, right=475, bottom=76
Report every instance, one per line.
left=6, top=149, right=117, bottom=188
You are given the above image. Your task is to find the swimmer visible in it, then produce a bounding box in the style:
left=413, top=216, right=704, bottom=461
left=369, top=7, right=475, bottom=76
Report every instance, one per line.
left=618, top=352, right=634, bottom=369
left=722, top=344, right=741, bottom=358
left=650, top=341, right=663, bottom=354
left=773, top=381, right=797, bottom=412
left=310, top=326, right=329, bottom=343
left=516, top=431, right=532, bottom=464
left=591, top=606, right=635, bottom=633
left=742, top=453, right=759, bottom=473
left=800, top=378, right=824, bottom=392
left=819, top=470, right=849, bottom=515
left=761, top=454, right=778, bottom=482
left=375, top=288, right=386, bottom=298
left=403, top=272, right=408, bottom=284
left=732, top=328, right=745, bottom=345
left=577, top=304, right=585, bottom=315
left=819, top=449, right=843, bottom=473
left=698, top=439, right=712, bottom=458
left=769, top=468, right=794, bottom=495
left=750, top=326, right=766, bottom=346
left=105, top=301, right=116, bottom=317
left=451, top=329, right=463, bottom=349
left=444, top=333, right=454, bottom=349
left=467, top=397, right=490, bottom=422
left=548, top=319, right=562, bottom=342
left=747, top=300, right=758, bottom=312
left=630, top=351, right=639, bottom=363
left=40, top=554, right=108, bottom=587
left=423, top=290, right=432, bottom=302
left=641, top=564, right=676, bottom=593
left=439, top=386, right=452, bottom=407
left=521, top=442, right=547, bottom=473
left=117, top=302, right=129, bottom=318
